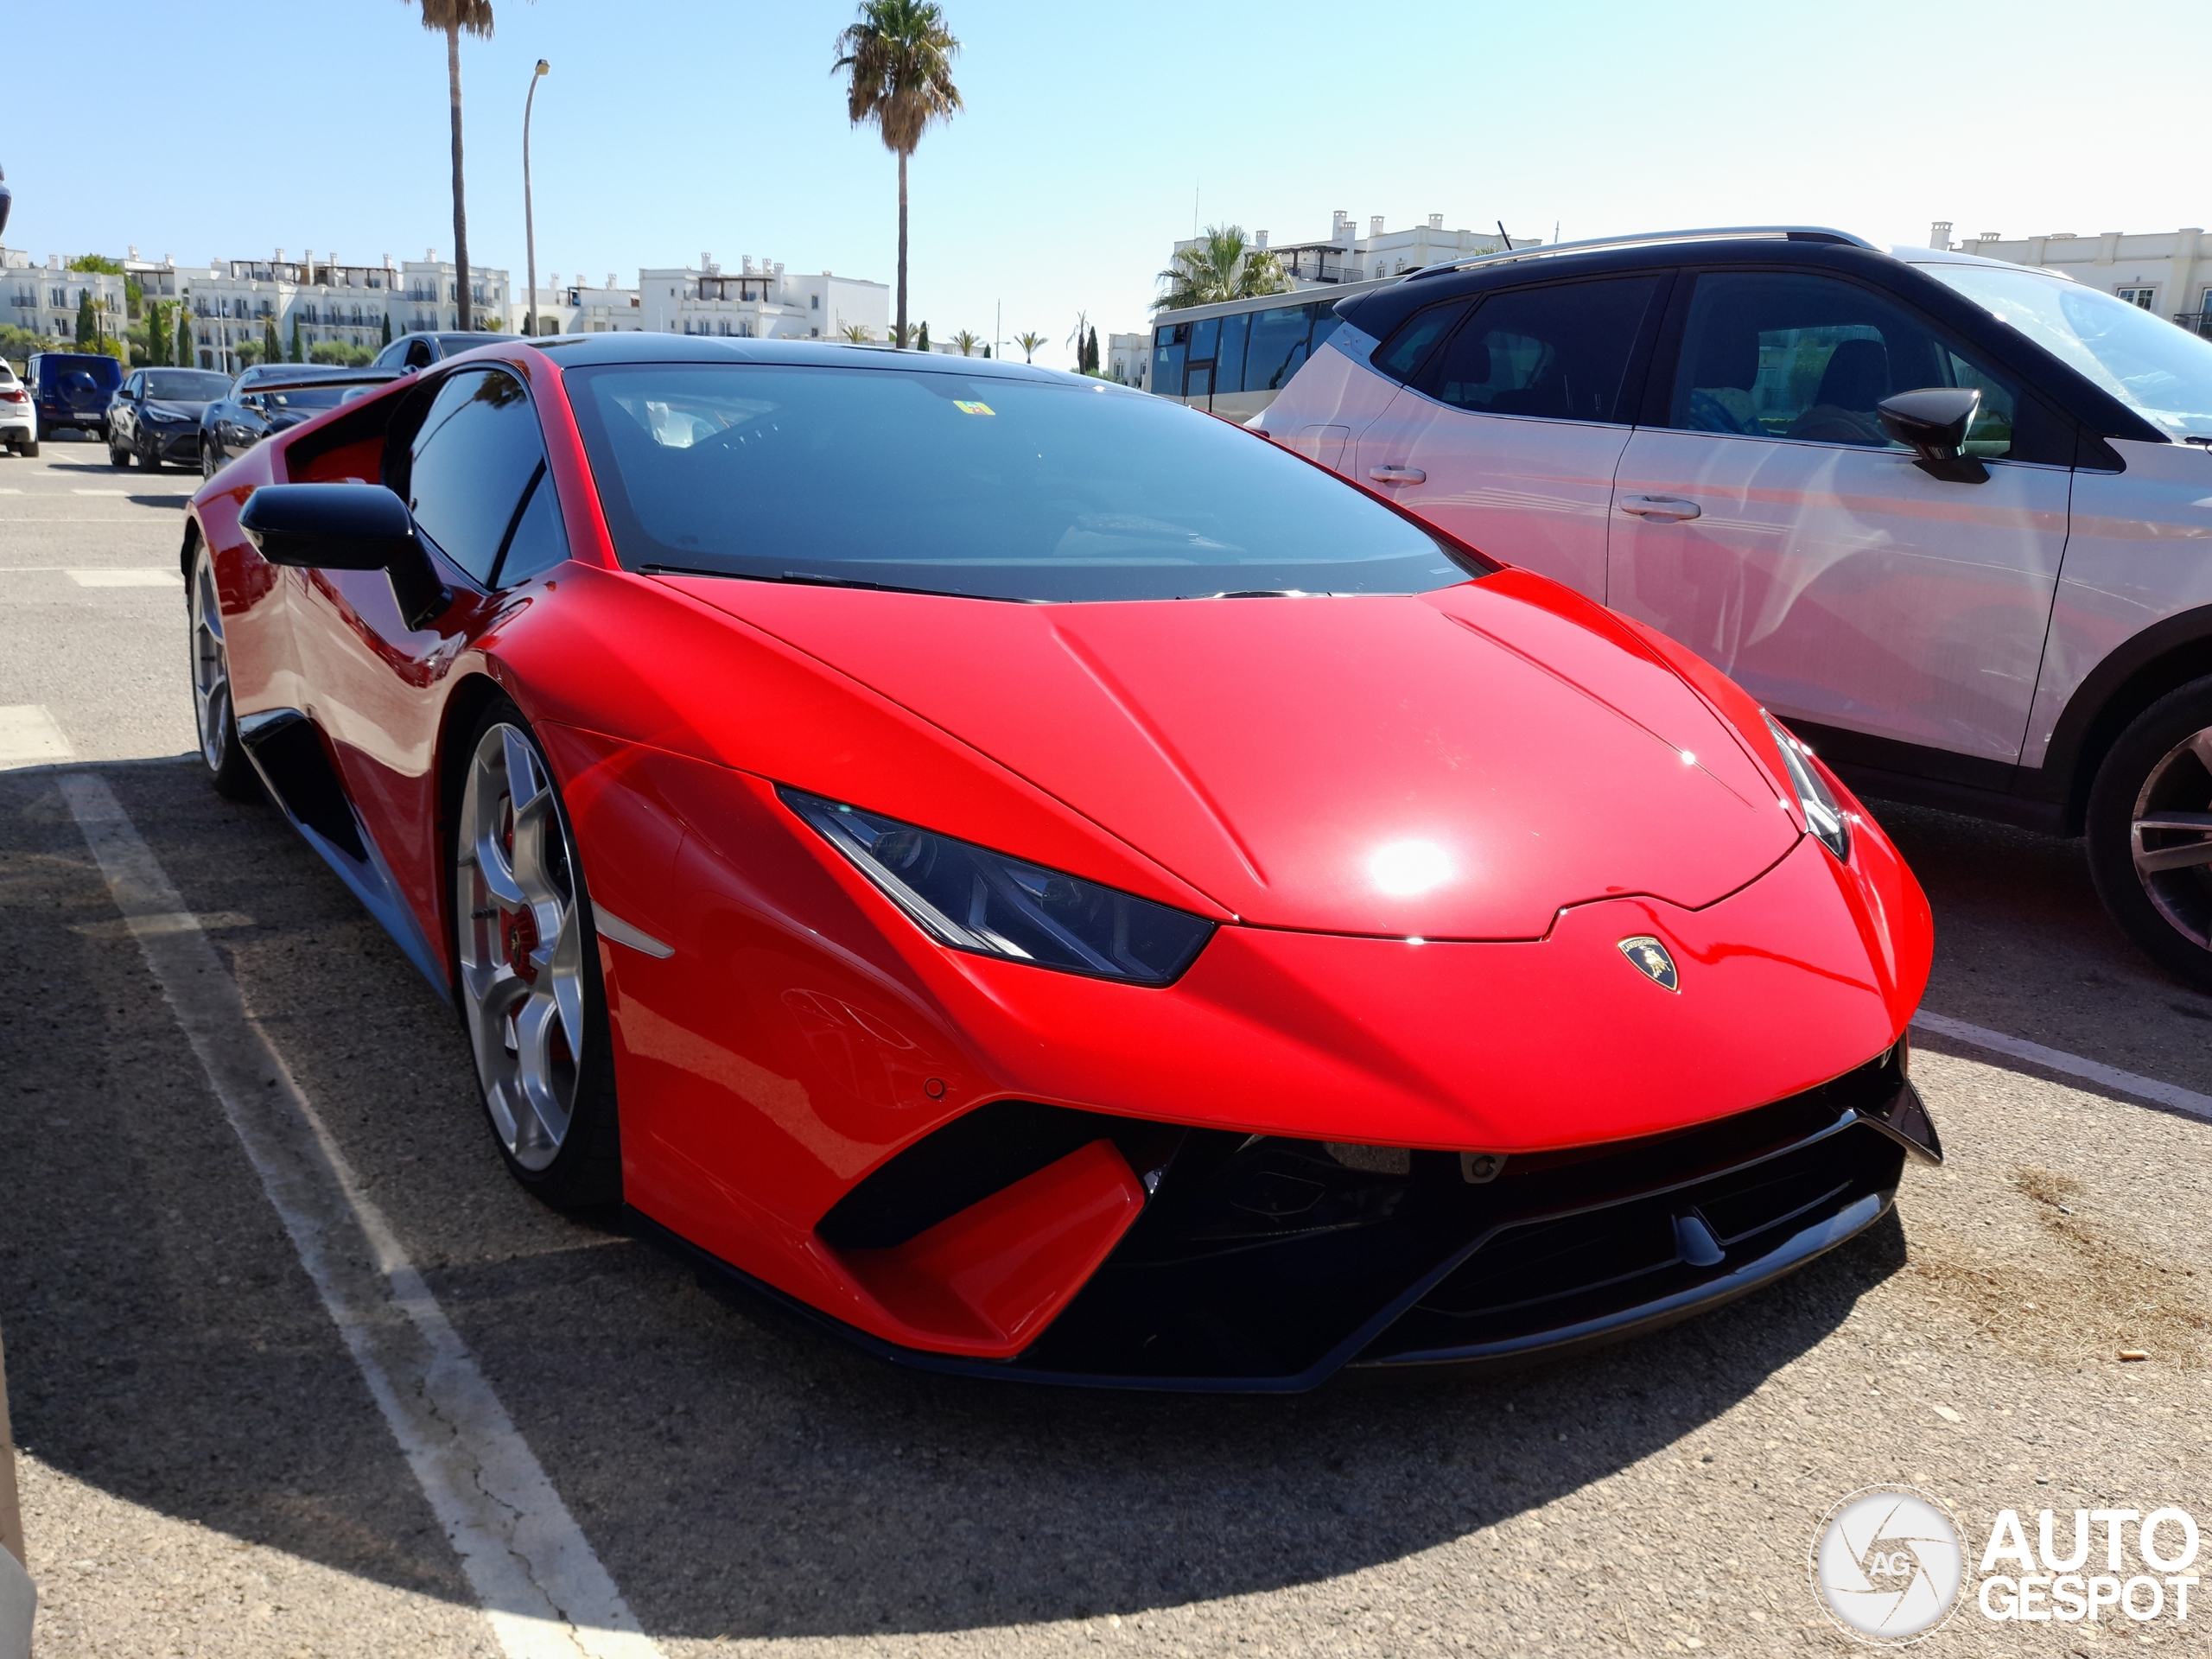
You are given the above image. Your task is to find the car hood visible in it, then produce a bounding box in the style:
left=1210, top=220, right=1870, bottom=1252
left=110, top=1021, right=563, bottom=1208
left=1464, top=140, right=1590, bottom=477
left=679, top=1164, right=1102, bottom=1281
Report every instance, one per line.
left=658, top=573, right=1800, bottom=938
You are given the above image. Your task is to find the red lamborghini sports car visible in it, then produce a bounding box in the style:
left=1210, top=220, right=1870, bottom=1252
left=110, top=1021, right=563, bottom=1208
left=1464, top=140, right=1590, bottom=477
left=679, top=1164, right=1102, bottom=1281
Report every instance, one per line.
left=183, top=337, right=1939, bottom=1389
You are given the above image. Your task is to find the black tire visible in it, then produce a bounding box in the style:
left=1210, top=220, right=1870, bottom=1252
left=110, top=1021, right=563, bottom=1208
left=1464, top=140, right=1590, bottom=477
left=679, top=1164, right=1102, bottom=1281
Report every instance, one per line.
left=449, top=696, right=623, bottom=1210
left=139, top=434, right=161, bottom=473
left=109, top=437, right=130, bottom=468
left=201, top=442, right=217, bottom=480
left=2086, top=675, right=2212, bottom=988
left=187, top=540, right=261, bottom=802
left=20, top=440, right=35, bottom=458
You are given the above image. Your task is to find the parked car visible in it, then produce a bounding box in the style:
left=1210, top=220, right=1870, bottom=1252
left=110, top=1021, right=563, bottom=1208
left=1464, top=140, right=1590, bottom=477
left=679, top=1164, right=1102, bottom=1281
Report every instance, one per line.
left=26, top=351, right=121, bottom=441
left=0, top=362, right=34, bottom=456
left=107, top=367, right=232, bottom=471
left=199, top=363, right=389, bottom=478
left=370, top=329, right=522, bottom=373
left=1258, top=226, right=2212, bottom=986
left=177, top=336, right=1938, bottom=1389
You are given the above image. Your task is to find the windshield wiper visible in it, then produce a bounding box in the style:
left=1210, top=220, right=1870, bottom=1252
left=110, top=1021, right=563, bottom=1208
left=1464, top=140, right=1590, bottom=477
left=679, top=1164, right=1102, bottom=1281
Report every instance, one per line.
left=639, top=563, right=976, bottom=600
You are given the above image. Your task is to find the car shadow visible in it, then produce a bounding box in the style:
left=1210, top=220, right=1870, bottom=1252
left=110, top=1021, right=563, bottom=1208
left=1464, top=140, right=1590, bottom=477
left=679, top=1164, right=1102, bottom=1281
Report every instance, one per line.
left=0, top=760, right=1901, bottom=1639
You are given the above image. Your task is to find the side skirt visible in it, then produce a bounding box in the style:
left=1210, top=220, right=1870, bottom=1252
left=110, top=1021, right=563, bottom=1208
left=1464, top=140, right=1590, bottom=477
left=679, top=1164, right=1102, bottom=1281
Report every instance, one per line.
left=237, top=708, right=450, bottom=998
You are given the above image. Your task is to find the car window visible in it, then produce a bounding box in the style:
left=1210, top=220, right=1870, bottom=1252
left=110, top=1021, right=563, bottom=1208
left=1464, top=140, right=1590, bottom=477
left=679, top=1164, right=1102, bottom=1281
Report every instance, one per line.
left=1371, top=301, right=1474, bottom=383
left=565, top=363, right=1474, bottom=602
left=1412, top=276, right=1661, bottom=423
left=492, top=467, right=569, bottom=587
left=124, top=372, right=143, bottom=397
left=405, top=367, right=547, bottom=587
left=1666, top=270, right=2036, bottom=458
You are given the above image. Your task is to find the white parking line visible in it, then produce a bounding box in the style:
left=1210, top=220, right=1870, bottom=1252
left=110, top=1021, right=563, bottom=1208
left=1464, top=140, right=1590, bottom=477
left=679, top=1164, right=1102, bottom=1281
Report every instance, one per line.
left=65, top=569, right=175, bottom=588
left=58, top=773, right=664, bottom=1659
left=0, top=706, right=73, bottom=769
left=1913, top=1008, right=2212, bottom=1122
left=68, top=489, right=132, bottom=496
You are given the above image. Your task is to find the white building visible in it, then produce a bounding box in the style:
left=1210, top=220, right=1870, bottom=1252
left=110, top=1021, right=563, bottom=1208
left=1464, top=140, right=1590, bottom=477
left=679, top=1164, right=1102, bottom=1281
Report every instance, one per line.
left=626, top=254, right=888, bottom=342
left=511, top=272, right=643, bottom=336
left=1106, top=331, right=1150, bottom=390
left=1167, top=212, right=1526, bottom=297
left=1932, top=222, right=2212, bottom=331
left=1, top=249, right=129, bottom=346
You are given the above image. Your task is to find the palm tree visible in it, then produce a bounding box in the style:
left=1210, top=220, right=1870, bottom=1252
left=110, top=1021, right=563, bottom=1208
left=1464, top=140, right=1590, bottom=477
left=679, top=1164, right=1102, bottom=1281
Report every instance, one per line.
left=835, top=2, right=962, bottom=350
left=949, top=328, right=981, bottom=356
left=840, top=322, right=875, bottom=343
left=1013, top=329, right=1046, bottom=364
left=1154, top=224, right=1291, bottom=311
left=405, top=0, right=515, bottom=332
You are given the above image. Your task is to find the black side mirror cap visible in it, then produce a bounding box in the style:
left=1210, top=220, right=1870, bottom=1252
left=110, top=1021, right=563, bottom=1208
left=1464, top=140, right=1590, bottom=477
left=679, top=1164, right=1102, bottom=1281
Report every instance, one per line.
left=239, top=483, right=451, bottom=628
left=1878, top=387, right=1989, bottom=484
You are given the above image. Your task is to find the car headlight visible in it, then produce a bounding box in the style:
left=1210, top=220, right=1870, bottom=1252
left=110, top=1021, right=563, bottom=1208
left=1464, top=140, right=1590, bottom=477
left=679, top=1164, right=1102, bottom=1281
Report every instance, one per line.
left=779, top=786, right=1214, bottom=985
left=147, top=406, right=186, bottom=423
left=1762, top=713, right=1850, bottom=862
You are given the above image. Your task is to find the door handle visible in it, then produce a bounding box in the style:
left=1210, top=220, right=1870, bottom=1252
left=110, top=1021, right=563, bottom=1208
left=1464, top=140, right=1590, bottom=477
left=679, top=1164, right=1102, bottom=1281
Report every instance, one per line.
left=1618, top=494, right=1701, bottom=521
left=1368, top=465, right=1427, bottom=484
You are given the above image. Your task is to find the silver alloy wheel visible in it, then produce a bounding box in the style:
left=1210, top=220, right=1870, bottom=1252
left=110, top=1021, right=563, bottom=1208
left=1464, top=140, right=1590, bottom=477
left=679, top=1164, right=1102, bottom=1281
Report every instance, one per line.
left=2129, top=725, right=2212, bottom=948
left=456, top=723, right=586, bottom=1172
left=188, top=547, right=232, bottom=772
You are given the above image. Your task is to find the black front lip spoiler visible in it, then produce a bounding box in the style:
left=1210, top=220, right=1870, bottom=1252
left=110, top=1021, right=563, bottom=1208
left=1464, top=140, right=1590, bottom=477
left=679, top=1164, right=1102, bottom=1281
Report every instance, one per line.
left=631, top=1093, right=1922, bottom=1395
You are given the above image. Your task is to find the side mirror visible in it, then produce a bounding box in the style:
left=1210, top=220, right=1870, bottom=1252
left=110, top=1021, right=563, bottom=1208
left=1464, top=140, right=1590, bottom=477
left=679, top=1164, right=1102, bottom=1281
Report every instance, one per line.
left=1878, top=388, right=1989, bottom=484
left=239, top=484, right=451, bottom=628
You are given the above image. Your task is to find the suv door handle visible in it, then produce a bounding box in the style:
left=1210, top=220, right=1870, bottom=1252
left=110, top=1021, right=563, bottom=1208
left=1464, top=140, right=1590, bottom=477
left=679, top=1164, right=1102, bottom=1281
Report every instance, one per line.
left=1618, top=494, right=1701, bottom=521
left=1368, top=465, right=1427, bottom=484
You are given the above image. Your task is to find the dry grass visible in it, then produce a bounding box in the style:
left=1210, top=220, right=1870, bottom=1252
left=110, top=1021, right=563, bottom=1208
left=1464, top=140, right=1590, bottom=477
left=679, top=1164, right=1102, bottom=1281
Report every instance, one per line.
left=1897, top=1166, right=2210, bottom=1368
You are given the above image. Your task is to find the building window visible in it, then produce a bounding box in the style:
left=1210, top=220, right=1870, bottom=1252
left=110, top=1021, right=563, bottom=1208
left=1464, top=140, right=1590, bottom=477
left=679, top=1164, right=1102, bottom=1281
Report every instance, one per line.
left=810, top=295, right=820, bottom=310
left=2118, top=287, right=2158, bottom=309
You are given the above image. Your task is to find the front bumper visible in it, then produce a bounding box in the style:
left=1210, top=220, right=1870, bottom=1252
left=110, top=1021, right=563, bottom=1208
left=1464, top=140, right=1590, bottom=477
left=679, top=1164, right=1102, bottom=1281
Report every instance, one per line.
left=676, top=1047, right=1932, bottom=1391
left=142, top=424, right=201, bottom=461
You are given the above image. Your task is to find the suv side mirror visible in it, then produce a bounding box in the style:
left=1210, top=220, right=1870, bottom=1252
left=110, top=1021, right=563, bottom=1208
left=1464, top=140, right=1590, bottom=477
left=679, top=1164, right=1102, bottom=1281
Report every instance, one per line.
left=239, top=484, right=450, bottom=627
left=1878, top=388, right=1989, bottom=484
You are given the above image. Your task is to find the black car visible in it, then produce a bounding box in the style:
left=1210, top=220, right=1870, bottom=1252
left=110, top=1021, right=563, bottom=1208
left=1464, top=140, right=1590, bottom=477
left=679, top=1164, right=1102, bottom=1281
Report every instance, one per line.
left=109, top=367, right=232, bottom=470
left=198, top=363, right=385, bottom=477
left=27, top=351, right=122, bottom=441
left=369, top=329, right=521, bottom=372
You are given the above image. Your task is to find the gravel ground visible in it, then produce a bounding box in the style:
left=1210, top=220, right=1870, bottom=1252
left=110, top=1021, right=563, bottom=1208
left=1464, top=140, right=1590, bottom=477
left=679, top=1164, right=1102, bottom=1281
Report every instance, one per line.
left=3, top=442, right=2209, bottom=1656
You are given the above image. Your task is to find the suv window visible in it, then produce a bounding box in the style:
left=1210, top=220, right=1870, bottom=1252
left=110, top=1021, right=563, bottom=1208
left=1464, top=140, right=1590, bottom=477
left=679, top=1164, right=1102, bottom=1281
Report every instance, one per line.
left=405, top=367, right=547, bottom=587
left=1410, top=276, right=1661, bottom=423
left=1666, top=270, right=2051, bottom=461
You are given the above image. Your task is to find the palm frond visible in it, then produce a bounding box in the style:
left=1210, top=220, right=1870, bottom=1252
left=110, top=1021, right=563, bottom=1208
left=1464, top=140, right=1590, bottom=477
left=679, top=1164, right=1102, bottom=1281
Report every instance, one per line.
left=405, top=0, right=498, bottom=40
left=834, top=0, right=963, bottom=156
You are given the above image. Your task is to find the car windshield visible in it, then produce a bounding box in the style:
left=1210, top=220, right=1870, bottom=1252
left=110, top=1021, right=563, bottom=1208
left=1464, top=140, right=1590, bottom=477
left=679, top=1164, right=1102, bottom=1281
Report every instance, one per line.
left=1916, top=262, right=2212, bottom=441
left=565, top=362, right=1474, bottom=602
left=145, top=371, right=232, bottom=401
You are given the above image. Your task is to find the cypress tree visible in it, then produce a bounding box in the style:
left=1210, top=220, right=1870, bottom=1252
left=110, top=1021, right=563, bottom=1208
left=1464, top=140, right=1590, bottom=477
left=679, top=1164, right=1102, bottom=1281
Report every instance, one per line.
left=1085, top=326, right=1100, bottom=374
left=264, top=318, right=281, bottom=365
left=289, top=317, right=302, bottom=363
left=380, top=311, right=391, bottom=347
left=915, top=321, right=930, bottom=354
left=74, top=290, right=96, bottom=348
left=176, top=314, right=194, bottom=368
left=147, top=303, right=168, bottom=368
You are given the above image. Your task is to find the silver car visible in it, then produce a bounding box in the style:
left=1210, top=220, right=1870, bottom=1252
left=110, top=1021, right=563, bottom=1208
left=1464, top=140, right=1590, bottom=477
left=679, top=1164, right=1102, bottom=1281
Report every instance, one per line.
left=1257, top=228, right=2212, bottom=985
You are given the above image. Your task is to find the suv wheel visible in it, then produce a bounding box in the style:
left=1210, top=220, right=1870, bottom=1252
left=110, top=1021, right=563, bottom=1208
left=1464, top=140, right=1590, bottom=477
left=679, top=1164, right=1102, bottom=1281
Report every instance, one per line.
left=2087, top=676, right=2212, bottom=987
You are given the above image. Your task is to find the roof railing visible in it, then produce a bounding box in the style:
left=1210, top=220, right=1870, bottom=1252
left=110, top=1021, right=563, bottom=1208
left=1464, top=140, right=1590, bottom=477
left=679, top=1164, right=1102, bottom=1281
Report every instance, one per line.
left=1407, top=226, right=1878, bottom=282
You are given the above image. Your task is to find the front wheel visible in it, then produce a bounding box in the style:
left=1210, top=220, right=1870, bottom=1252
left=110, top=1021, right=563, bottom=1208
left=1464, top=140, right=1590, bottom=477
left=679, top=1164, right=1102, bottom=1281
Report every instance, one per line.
left=109, top=438, right=130, bottom=468
left=2087, top=676, right=2212, bottom=988
left=452, top=702, right=622, bottom=1209
left=188, top=542, right=260, bottom=801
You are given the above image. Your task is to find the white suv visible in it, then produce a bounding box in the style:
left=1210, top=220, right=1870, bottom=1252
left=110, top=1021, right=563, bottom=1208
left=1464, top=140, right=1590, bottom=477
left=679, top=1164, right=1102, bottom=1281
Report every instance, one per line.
left=1258, top=228, right=2212, bottom=983
left=0, top=361, right=34, bottom=455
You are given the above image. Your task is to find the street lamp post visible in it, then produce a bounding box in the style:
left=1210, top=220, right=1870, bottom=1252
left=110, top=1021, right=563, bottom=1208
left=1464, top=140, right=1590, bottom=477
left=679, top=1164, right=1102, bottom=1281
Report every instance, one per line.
left=524, top=59, right=550, bottom=339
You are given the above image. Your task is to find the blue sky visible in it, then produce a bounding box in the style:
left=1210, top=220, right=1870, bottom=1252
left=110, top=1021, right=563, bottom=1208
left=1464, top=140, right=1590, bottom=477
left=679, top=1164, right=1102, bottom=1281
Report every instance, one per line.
left=7, top=0, right=2209, bottom=369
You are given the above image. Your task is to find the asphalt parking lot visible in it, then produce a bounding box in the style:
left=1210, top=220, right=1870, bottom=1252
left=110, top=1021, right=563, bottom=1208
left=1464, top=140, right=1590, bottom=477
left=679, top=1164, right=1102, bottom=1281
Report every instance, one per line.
left=3, top=433, right=2210, bottom=1657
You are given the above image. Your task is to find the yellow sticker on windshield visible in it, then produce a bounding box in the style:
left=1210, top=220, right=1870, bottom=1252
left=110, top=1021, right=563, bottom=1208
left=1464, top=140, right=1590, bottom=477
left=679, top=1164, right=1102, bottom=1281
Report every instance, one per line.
left=952, top=399, right=995, bottom=416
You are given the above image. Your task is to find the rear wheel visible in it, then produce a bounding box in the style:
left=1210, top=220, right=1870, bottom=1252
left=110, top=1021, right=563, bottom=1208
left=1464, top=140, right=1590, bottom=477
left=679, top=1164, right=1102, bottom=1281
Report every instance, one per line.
left=453, top=702, right=622, bottom=1209
left=20, top=440, right=35, bottom=458
left=2087, top=676, right=2212, bottom=988
left=188, top=542, right=259, bottom=800
left=109, top=437, right=130, bottom=468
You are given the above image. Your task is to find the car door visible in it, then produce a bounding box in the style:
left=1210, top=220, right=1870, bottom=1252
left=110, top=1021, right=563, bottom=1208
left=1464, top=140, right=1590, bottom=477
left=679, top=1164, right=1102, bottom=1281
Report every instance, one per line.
left=1351, top=274, right=1667, bottom=601
left=114, top=372, right=143, bottom=448
left=1608, top=268, right=2073, bottom=766
left=291, top=364, right=566, bottom=937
